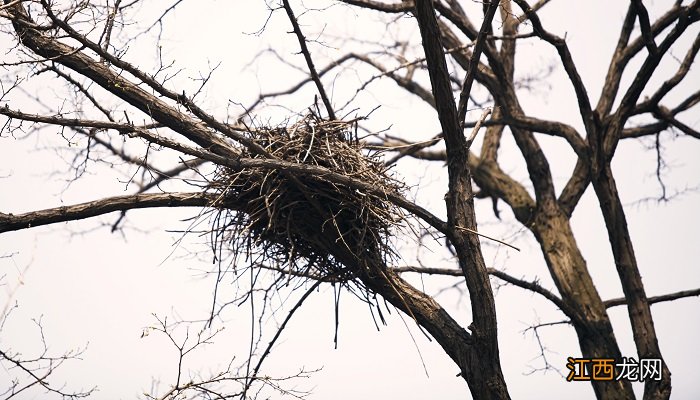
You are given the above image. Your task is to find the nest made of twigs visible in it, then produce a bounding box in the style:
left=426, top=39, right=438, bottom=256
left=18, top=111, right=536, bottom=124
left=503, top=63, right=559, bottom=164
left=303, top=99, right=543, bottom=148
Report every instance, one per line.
left=209, top=114, right=404, bottom=282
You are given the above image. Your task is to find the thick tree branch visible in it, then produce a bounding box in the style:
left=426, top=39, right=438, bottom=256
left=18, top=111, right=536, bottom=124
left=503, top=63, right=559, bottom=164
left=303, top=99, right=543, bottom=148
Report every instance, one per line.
left=632, top=0, right=659, bottom=55
left=0, top=192, right=214, bottom=233
left=1, top=106, right=157, bottom=133
left=1, top=106, right=450, bottom=238
left=413, top=0, right=509, bottom=398
left=558, top=157, right=589, bottom=217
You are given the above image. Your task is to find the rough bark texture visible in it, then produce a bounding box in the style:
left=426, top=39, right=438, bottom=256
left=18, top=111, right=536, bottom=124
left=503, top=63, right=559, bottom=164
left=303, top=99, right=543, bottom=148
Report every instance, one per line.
left=531, top=208, right=634, bottom=399
left=413, top=1, right=509, bottom=398
left=591, top=118, right=673, bottom=399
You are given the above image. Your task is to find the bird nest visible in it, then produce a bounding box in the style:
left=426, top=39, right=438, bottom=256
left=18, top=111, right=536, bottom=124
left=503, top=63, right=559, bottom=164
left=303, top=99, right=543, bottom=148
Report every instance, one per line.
left=209, top=114, right=404, bottom=283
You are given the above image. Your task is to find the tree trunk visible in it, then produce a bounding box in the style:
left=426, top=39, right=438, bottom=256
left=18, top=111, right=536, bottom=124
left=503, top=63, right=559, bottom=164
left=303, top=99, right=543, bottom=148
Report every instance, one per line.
left=531, top=207, right=635, bottom=399
left=591, top=161, right=671, bottom=400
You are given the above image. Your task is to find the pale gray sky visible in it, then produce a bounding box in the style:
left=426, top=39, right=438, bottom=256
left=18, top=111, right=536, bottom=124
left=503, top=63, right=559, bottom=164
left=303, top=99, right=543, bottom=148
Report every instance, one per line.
left=1, top=1, right=699, bottom=399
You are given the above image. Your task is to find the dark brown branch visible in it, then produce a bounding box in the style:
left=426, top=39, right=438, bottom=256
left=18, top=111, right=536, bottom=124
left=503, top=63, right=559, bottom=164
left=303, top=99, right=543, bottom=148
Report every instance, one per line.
left=433, top=2, right=505, bottom=83
left=634, top=34, right=700, bottom=115
left=382, top=133, right=443, bottom=166
left=632, top=0, right=658, bottom=55
left=437, top=20, right=501, bottom=94
left=339, top=0, right=412, bottom=13
left=0, top=192, right=214, bottom=233
left=652, top=105, right=700, bottom=139
left=512, top=0, right=595, bottom=137
left=621, top=121, right=668, bottom=139
left=456, top=0, right=499, bottom=126
left=605, top=288, right=700, bottom=308
left=513, top=0, right=551, bottom=27
left=622, top=88, right=700, bottom=139
left=487, top=269, right=574, bottom=319
left=615, top=1, right=700, bottom=121
left=1, top=106, right=156, bottom=133
left=391, top=266, right=577, bottom=321
left=506, top=114, right=586, bottom=156
left=349, top=53, right=437, bottom=108
left=558, top=157, right=589, bottom=217
left=595, top=4, right=637, bottom=117
left=673, top=89, right=700, bottom=114
left=413, top=0, right=509, bottom=398
left=281, top=0, right=336, bottom=120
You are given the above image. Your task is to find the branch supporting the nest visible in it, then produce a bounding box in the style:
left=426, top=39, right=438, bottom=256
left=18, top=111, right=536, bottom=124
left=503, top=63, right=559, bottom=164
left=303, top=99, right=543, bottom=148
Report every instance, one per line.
left=392, top=266, right=575, bottom=320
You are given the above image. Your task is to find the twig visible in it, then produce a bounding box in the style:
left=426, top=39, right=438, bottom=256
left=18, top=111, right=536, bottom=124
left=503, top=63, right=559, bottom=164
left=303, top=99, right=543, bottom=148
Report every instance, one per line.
left=466, top=107, right=492, bottom=148
left=455, top=225, right=519, bottom=251
left=240, top=281, right=321, bottom=399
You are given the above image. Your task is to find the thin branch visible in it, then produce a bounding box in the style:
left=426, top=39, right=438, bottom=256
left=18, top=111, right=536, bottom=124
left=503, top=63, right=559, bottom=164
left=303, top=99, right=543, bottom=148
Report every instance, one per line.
left=241, top=281, right=321, bottom=399
left=634, top=33, right=700, bottom=115
left=605, top=288, right=700, bottom=308
left=391, top=266, right=576, bottom=321
left=454, top=225, right=519, bottom=252
left=457, top=0, right=500, bottom=126
left=281, top=0, right=336, bottom=120
left=465, top=106, right=492, bottom=147
left=456, top=0, right=499, bottom=127
left=1, top=106, right=154, bottom=133
left=512, top=0, right=595, bottom=136
left=615, top=0, right=700, bottom=122
left=595, top=4, right=637, bottom=116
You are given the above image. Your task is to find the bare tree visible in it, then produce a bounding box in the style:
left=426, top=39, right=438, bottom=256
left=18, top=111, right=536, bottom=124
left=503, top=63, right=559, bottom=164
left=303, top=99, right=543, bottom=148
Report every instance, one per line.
left=1, top=1, right=699, bottom=399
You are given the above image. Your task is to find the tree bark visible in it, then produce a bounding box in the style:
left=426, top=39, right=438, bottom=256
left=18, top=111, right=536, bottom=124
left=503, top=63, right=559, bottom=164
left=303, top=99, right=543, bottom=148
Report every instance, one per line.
left=412, top=1, right=510, bottom=398
left=590, top=154, right=671, bottom=400
left=530, top=207, right=634, bottom=399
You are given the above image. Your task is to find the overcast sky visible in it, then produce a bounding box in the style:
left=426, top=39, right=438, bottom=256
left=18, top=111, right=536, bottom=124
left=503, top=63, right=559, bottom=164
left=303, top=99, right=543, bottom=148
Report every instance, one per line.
left=1, top=1, right=699, bottom=399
